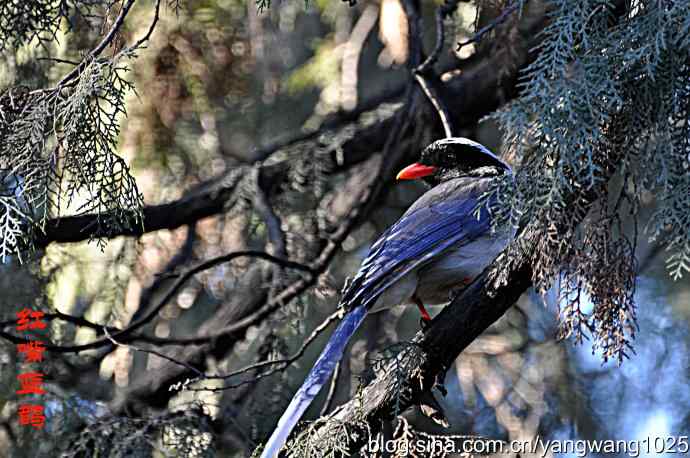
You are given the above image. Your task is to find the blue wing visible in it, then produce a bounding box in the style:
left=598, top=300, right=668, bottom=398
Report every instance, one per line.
left=341, top=177, right=492, bottom=310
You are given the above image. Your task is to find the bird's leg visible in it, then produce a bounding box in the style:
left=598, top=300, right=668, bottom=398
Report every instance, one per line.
left=413, top=295, right=432, bottom=328
left=434, top=361, right=450, bottom=397
left=448, top=278, right=473, bottom=302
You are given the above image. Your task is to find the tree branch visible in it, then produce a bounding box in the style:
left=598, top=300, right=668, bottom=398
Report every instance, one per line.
left=456, top=1, right=522, bottom=52
left=40, top=0, right=549, bottom=412
left=297, top=95, right=639, bottom=458
left=35, top=16, right=536, bottom=248
left=301, top=143, right=625, bottom=458
left=57, top=0, right=136, bottom=87
left=279, top=2, right=632, bottom=453
left=0, top=250, right=314, bottom=352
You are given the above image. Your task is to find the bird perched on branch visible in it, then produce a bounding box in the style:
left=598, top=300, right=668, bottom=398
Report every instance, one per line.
left=260, top=137, right=513, bottom=458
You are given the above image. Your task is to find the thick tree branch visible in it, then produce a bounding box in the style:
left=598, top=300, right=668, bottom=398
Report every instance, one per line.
left=299, top=111, right=630, bottom=458
left=36, top=1, right=550, bottom=412
left=280, top=2, right=633, bottom=453
left=297, top=164, right=623, bottom=458
left=35, top=6, right=540, bottom=248
left=109, top=81, right=422, bottom=411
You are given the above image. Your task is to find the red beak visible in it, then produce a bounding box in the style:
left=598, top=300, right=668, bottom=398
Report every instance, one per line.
left=396, top=163, right=437, bottom=180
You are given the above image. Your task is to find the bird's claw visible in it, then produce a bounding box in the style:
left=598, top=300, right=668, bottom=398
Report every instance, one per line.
left=419, top=316, right=431, bottom=330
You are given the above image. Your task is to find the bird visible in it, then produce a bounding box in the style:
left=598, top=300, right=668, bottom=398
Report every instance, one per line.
left=259, top=137, right=513, bottom=458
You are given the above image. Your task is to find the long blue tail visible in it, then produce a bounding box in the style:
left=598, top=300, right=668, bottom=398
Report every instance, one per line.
left=260, top=305, right=368, bottom=458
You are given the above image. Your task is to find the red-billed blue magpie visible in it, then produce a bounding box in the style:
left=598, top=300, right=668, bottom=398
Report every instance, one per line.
left=260, top=137, right=512, bottom=458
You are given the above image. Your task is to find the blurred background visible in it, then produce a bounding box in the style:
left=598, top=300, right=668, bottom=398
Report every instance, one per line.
left=0, top=1, right=688, bottom=457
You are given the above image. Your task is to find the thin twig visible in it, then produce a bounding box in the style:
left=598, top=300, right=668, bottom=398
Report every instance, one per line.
left=414, top=73, right=454, bottom=138
left=0, top=310, right=119, bottom=335
left=417, top=0, right=461, bottom=75
left=215, top=308, right=344, bottom=381
left=456, top=1, right=522, bottom=51
left=409, top=0, right=457, bottom=137
left=129, top=0, right=162, bottom=49
left=181, top=309, right=346, bottom=392
left=36, top=57, right=82, bottom=66
left=57, top=0, right=137, bottom=87
left=319, top=359, right=342, bottom=416
left=0, top=250, right=314, bottom=352
left=103, top=326, right=205, bottom=378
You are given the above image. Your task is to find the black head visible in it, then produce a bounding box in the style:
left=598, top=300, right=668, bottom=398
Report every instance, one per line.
left=397, top=137, right=510, bottom=186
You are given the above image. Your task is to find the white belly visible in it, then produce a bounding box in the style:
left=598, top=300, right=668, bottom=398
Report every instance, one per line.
left=415, top=233, right=509, bottom=304
left=369, top=232, right=510, bottom=312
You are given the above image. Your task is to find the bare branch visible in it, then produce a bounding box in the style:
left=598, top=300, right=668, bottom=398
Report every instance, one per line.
left=416, top=0, right=461, bottom=74
left=173, top=308, right=346, bottom=393
left=414, top=72, right=454, bottom=138
left=103, top=326, right=206, bottom=378
left=57, top=0, right=137, bottom=87
left=0, top=250, right=314, bottom=352
left=412, top=0, right=462, bottom=138
left=456, top=1, right=522, bottom=51
left=130, top=0, right=162, bottom=49
left=301, top=132, right=626, bottom=458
